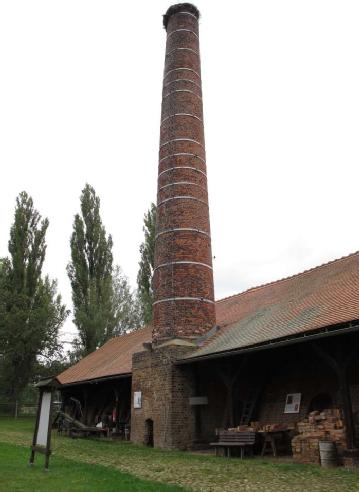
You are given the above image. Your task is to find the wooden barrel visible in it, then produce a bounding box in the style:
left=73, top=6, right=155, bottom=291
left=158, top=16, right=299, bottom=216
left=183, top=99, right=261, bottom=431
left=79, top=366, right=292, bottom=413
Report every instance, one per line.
left=319, top=440, right=338, bottom=467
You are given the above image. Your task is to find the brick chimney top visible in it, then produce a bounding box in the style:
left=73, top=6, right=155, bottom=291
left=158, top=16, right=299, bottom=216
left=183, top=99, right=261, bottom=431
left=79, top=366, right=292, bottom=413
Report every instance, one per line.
left=163, top=3, right=200, bottom=30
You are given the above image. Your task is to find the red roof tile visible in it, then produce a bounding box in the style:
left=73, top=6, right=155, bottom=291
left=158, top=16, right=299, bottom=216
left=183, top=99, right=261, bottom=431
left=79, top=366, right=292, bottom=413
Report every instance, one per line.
left=58, top=251, right=359, bottom=383
left=58, top=326, right=152, bottom=385
left=193, top=251, right=359, bottom=358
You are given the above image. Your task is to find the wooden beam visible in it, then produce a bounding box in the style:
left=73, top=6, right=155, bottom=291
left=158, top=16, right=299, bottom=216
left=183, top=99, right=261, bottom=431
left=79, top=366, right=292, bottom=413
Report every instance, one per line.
left=218, top=356, right=248, bottom=428
left=29, top=390, right=43, bottom=466
left=193, top=365, right=202, bottom=440
left=82, top=388, right=88, bottom=426
left=311, top=341, right=356, bottom=449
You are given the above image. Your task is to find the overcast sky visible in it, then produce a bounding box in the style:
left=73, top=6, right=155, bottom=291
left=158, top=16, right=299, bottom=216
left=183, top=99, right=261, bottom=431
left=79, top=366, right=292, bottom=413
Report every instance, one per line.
left=1, top=1, right=358, bottom=344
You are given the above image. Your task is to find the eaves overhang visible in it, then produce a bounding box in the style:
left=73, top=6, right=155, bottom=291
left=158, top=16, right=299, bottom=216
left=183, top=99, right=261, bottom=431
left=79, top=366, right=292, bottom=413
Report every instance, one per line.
left=176, top=320, right=359, bottom=365
left=59, top=372, right=132, bottom=388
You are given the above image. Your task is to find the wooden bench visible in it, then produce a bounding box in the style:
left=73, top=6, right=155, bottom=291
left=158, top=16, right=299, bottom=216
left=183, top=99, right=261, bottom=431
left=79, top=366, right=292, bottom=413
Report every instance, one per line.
left=210, top=430, right=256, bottom=458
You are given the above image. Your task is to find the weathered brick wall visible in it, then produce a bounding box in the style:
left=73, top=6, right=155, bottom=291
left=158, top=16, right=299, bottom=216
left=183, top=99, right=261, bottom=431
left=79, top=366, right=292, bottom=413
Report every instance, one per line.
left=153, top=4, right=216, bottom=342
left=259, top=359, right=359, bottom=427
left=131, top=345, right=196, bottom=449
left=258, top=374, right=337, bottom=425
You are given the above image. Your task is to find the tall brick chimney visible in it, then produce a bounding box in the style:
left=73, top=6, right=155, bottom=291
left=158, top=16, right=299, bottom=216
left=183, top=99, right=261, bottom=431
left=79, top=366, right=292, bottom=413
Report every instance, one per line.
left=153, top=3, right=216, bottom=342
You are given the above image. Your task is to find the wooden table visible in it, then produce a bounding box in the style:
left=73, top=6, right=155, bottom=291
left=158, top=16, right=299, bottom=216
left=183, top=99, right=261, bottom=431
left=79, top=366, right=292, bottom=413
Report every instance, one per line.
left=259, top=430, right=291, bottom=457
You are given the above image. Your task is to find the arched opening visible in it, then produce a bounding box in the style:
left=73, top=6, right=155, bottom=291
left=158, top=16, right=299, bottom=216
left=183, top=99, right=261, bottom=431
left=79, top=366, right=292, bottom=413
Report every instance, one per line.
left=144, top=419, right=154, bottom=447
left=308, top=393, right=333, bottom=413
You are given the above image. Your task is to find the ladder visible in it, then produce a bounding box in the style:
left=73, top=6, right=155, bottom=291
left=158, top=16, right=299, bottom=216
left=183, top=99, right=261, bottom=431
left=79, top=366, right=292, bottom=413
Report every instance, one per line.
left=239, top=385, right=263, bottom=426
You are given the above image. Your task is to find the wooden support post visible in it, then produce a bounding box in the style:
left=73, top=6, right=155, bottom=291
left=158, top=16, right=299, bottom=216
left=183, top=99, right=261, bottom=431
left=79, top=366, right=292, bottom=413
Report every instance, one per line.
left=218, top=357, right=247, bottom=428
left=82, top=388, right=88, bottom=426
left=44, top=391, right=54, bottom=471
left=113, top=387, right=120, bottom=433
left=312, top=341, right=356, bottom=449
left=338, top=365, right=355, bottom=449
left=30, top=377, right=60, bottom=470
left=193, top=365, right=202, bottom=440
left=29, top=390, right=43, bottom=466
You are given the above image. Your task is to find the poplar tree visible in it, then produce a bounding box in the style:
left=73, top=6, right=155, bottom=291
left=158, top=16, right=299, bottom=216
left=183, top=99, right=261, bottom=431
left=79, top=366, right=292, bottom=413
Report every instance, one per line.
left=111, top=266, right=141, bottom=335
left=137, top=203, right=156, bottom=325
left=67, top=184, right=115, bottom=355
left=0, top=192, right=68, bottom=401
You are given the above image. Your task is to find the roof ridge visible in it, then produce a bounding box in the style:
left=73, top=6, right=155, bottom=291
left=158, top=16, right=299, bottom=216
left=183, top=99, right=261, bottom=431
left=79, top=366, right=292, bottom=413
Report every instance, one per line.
left=86, top=324, right=151, bottom=349
left=110, top=324, right=151, bottom=339
left=216, top=250, right=359, bottom=304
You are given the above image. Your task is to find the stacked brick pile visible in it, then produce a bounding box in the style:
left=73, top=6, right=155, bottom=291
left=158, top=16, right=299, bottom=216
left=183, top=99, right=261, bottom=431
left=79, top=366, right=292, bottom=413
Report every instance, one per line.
left=292, top=409, right=346, bottom=464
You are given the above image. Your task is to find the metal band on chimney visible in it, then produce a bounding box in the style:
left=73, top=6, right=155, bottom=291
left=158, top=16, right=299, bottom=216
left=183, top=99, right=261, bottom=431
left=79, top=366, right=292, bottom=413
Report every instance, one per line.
left=163, top=89, right=202, bottom=100
left=167, top=29, right=199, bottom=39
left=166, top=47, right=199, bottom=57
left=153, top=297, right=214, bottom=306
left=163, top=68, right=200, bottom=80
left=158, top=166, right=207, bottom=178
left=159, top=153, right=206, bottom=164
left=157, top=196, right=208, bottom=207
left=163, top=79, right=202, bottom=90
left=155, top=227, right=210, bottom=240
left=154, top=261, right=212, bottom=271
left=161, top=113, right=202, bottom=124
left=176, top=11, right=199, bottom=20
left=158, top=182, right=206, bottom=191
left=160, top=138, right=205, bottom=150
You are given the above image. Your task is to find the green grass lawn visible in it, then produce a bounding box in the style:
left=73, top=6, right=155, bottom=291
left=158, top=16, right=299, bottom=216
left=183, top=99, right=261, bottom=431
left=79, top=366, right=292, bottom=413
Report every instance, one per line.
left=0, top=441, right=186, bottom=492
left=1, top=418, right=359, bottom=491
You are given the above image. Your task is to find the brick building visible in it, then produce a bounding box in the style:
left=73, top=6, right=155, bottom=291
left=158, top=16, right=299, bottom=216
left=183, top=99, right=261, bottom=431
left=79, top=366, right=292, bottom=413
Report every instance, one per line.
left=58, top=4, right=359, bottom=462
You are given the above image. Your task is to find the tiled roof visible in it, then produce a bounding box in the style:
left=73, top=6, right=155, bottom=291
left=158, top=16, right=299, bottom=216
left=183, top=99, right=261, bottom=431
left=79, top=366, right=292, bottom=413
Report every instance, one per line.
left=58, top=326, right=152, bottom=385
left=190, top=251, right=359, bottom=359
left=58, top=251, right=359, bottom=384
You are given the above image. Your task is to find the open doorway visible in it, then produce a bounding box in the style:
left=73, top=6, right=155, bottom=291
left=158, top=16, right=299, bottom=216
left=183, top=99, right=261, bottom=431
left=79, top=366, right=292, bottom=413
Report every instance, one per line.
left=144, top=419, right=154, bottom=447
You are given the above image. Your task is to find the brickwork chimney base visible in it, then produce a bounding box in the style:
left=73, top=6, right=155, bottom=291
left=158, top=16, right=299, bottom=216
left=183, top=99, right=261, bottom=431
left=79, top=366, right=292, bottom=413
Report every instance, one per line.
left=131, top=345, right=196, bottom=449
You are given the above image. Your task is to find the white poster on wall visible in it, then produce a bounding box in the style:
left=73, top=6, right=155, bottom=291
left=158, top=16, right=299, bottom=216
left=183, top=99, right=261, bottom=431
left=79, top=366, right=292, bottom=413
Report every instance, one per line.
left=36, top=391, right=52, bottom=446
left=134, top=391, right=142, bottom=409
left=284, top=393, right=301, bottom=413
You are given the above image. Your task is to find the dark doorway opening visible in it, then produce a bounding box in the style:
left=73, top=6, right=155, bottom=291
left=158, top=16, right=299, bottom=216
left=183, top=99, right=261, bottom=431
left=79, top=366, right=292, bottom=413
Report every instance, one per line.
left=308, top=393, right=333, bottom=413
left=144, top=419, right=154, bottom=447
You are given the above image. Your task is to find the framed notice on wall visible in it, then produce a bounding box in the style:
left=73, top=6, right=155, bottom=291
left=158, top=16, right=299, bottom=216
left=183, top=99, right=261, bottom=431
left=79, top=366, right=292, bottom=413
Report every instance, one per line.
left=284, top=393, right=301, bottom=413
left=134, top=391, right=142, bottom=409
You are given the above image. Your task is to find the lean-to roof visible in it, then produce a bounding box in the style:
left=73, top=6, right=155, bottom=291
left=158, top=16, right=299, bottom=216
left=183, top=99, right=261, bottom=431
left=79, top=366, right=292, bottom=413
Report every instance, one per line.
left=58, top=326, right=152, bottom=385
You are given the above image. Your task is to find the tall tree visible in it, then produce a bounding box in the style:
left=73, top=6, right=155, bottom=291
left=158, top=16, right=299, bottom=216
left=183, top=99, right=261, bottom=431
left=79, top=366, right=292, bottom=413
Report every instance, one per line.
left=0, top=192, right=68, bottom=401
left=137, top=203, right=156, bottom=325
left=67, top=184, right=114, bottom=355
left=112, top=265, right=141, bottom=336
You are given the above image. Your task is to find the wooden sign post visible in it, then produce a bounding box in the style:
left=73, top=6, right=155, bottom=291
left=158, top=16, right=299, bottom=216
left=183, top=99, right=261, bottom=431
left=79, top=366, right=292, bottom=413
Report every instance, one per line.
left=29, top=377, right=60, bottom=471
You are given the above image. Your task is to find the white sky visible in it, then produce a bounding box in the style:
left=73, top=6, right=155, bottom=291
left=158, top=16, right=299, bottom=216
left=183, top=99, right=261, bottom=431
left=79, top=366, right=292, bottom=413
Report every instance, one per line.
left=1, top=1, right=359, bottom=345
